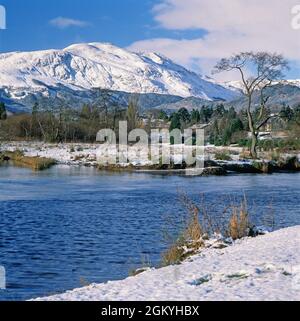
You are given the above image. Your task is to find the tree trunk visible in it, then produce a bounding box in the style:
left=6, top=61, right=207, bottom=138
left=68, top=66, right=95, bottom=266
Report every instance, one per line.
left=250, top=132, right=258, bottom=159
left=246, top=95, right=258, bottom=159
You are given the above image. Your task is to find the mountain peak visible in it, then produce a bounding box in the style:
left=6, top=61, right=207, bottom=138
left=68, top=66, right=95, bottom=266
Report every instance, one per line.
left=0, top=42, right=238, bottom=111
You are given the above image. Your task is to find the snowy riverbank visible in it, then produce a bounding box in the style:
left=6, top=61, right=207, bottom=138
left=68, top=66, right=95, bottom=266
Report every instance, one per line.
left=34, top=226, right=300, bottom=301
left=0, top=141, right=238, bottom=164
left=1, top=141, right=299, bottom=175
left=0, top=141, right=242, bottom=169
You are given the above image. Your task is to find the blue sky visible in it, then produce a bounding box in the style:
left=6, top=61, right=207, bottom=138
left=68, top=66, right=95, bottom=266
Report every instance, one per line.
left=0, top=0, right=299, bottom=79
left=0, top=0, right=204, bottom=52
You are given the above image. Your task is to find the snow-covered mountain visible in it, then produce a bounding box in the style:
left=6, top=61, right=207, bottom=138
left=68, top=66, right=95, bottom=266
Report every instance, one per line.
left=0, top=42, right=238, bottom=111
left=221, top=79, right=300, bottom=92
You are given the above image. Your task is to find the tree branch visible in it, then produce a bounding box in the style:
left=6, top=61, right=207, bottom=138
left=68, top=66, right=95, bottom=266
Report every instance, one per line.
left=256, top=113, right=279, bottom=131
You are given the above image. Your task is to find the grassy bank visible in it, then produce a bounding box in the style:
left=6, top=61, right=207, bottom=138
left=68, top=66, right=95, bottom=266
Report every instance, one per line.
left=1, top=150, right=56, bottom=171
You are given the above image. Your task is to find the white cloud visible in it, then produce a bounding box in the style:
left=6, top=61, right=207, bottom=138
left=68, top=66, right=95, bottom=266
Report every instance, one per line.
left=50, top=17, right=89, bottom=29
left=129, top=0, right=300, bottom=80
left=0, top=5, right=6, bottom=30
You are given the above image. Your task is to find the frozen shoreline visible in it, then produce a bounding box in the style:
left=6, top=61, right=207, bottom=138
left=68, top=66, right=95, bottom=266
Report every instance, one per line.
left=33, top=226, right=300, bottom=301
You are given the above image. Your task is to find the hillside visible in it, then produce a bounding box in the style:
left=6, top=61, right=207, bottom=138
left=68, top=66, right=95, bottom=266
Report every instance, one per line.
left=155, top=84, right=300, bottom=111
left=0, top=43, right=237, bottom=112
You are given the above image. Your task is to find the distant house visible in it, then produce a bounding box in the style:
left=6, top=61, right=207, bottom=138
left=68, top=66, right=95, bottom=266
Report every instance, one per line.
left=257, top=132, right=272, bottom=140
left=250, top=118, right=289, bottom=141
left=188, top=123, right=210, bottom=130
left=248, top=130, right=289, bottom=141
left=142, top=118, right=170, bottom=129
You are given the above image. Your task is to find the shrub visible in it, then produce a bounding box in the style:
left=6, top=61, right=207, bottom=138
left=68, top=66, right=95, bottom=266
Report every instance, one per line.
left=227, top=200, right=250, bottom=240
left=162, top=200, right=205, bottom=266
left=3, top=150, right=56, bottom=170
left=162, top=243, right=186, bottom=266
left=239, top=149, right=253, bottom=159
left=215, top=151, right=232, bottom=161
left=258, top=138, right=300, bottom=153
left=129, top=254, right=152, bottom=276
left=238, top=139, right=251, bottom=148
left=161, top=193, right=274, bottom=267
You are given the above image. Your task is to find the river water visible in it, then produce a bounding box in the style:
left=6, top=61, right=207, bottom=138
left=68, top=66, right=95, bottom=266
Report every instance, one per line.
left=0, top=165, right=299, bottom=300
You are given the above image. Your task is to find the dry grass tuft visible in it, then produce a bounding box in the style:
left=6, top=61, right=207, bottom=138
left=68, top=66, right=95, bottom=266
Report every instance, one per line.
left=162, top=196, right=205, bottom=266
left=161, top=192, right=276, bottom=267
left=215, top=151, right=232, bottom=161
left=239, top=149, right=253, bottom=159
left=162, top=244, right=186, bottom=266
left=227, top=199, right=250, bottom=240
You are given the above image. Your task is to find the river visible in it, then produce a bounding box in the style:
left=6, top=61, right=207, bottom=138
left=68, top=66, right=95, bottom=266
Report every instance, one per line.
left=0, top=164, right=299, bottom=300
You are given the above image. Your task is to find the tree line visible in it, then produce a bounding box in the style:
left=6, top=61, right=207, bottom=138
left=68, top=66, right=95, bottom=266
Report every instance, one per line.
left=0, top=98, right=141, bottom=143
left=157, top=104, right=300, bottom=147
left=0, top=99, right=299, bottom=148
left=0, top=51, right=299, bottom=158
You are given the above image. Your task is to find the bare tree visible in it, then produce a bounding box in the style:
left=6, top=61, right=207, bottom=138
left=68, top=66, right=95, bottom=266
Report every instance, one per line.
left=214, top=52, right=289, bottom=158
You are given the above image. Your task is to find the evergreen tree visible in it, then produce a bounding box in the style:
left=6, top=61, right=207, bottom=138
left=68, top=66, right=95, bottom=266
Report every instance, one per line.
left=177, top=108, right=191, bottom=123
left=280, top=105, right=294, bottom=122
left=32, top=102, right=39, bottom=116
left=228, top=106, right=237, bottom=119
left=158, top=109, right=169, bottom=121
left=0, top=102, right=7, bottom=120
left=213, top=104, right=226, bottom=118
left=80, top=104, right=92, bottom=120
left=127, top=97, right=140, bottom=132
left=230, top=118, right=244, bottom=132
left=169, top=113, right=181, bottom=131
left=199, top=106, right=213, bottom=123
left=209, top=119, right=219, bottom=144
left=191, top=109, right=200, bottom=124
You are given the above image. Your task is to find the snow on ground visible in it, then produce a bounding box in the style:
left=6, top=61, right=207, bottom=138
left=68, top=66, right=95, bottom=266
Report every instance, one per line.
left=0, top=141, right=100, bottom=166
left=34, top=226, right=300, bottom=301
left=1, top=141, right=298, bottom=170
left=1, top=141, right=239, bottom=167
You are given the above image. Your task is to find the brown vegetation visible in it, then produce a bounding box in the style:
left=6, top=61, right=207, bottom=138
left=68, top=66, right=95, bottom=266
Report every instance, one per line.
left=1, top=150, right=56, bottom=171
left=162, top=193, right=274, bottom=266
